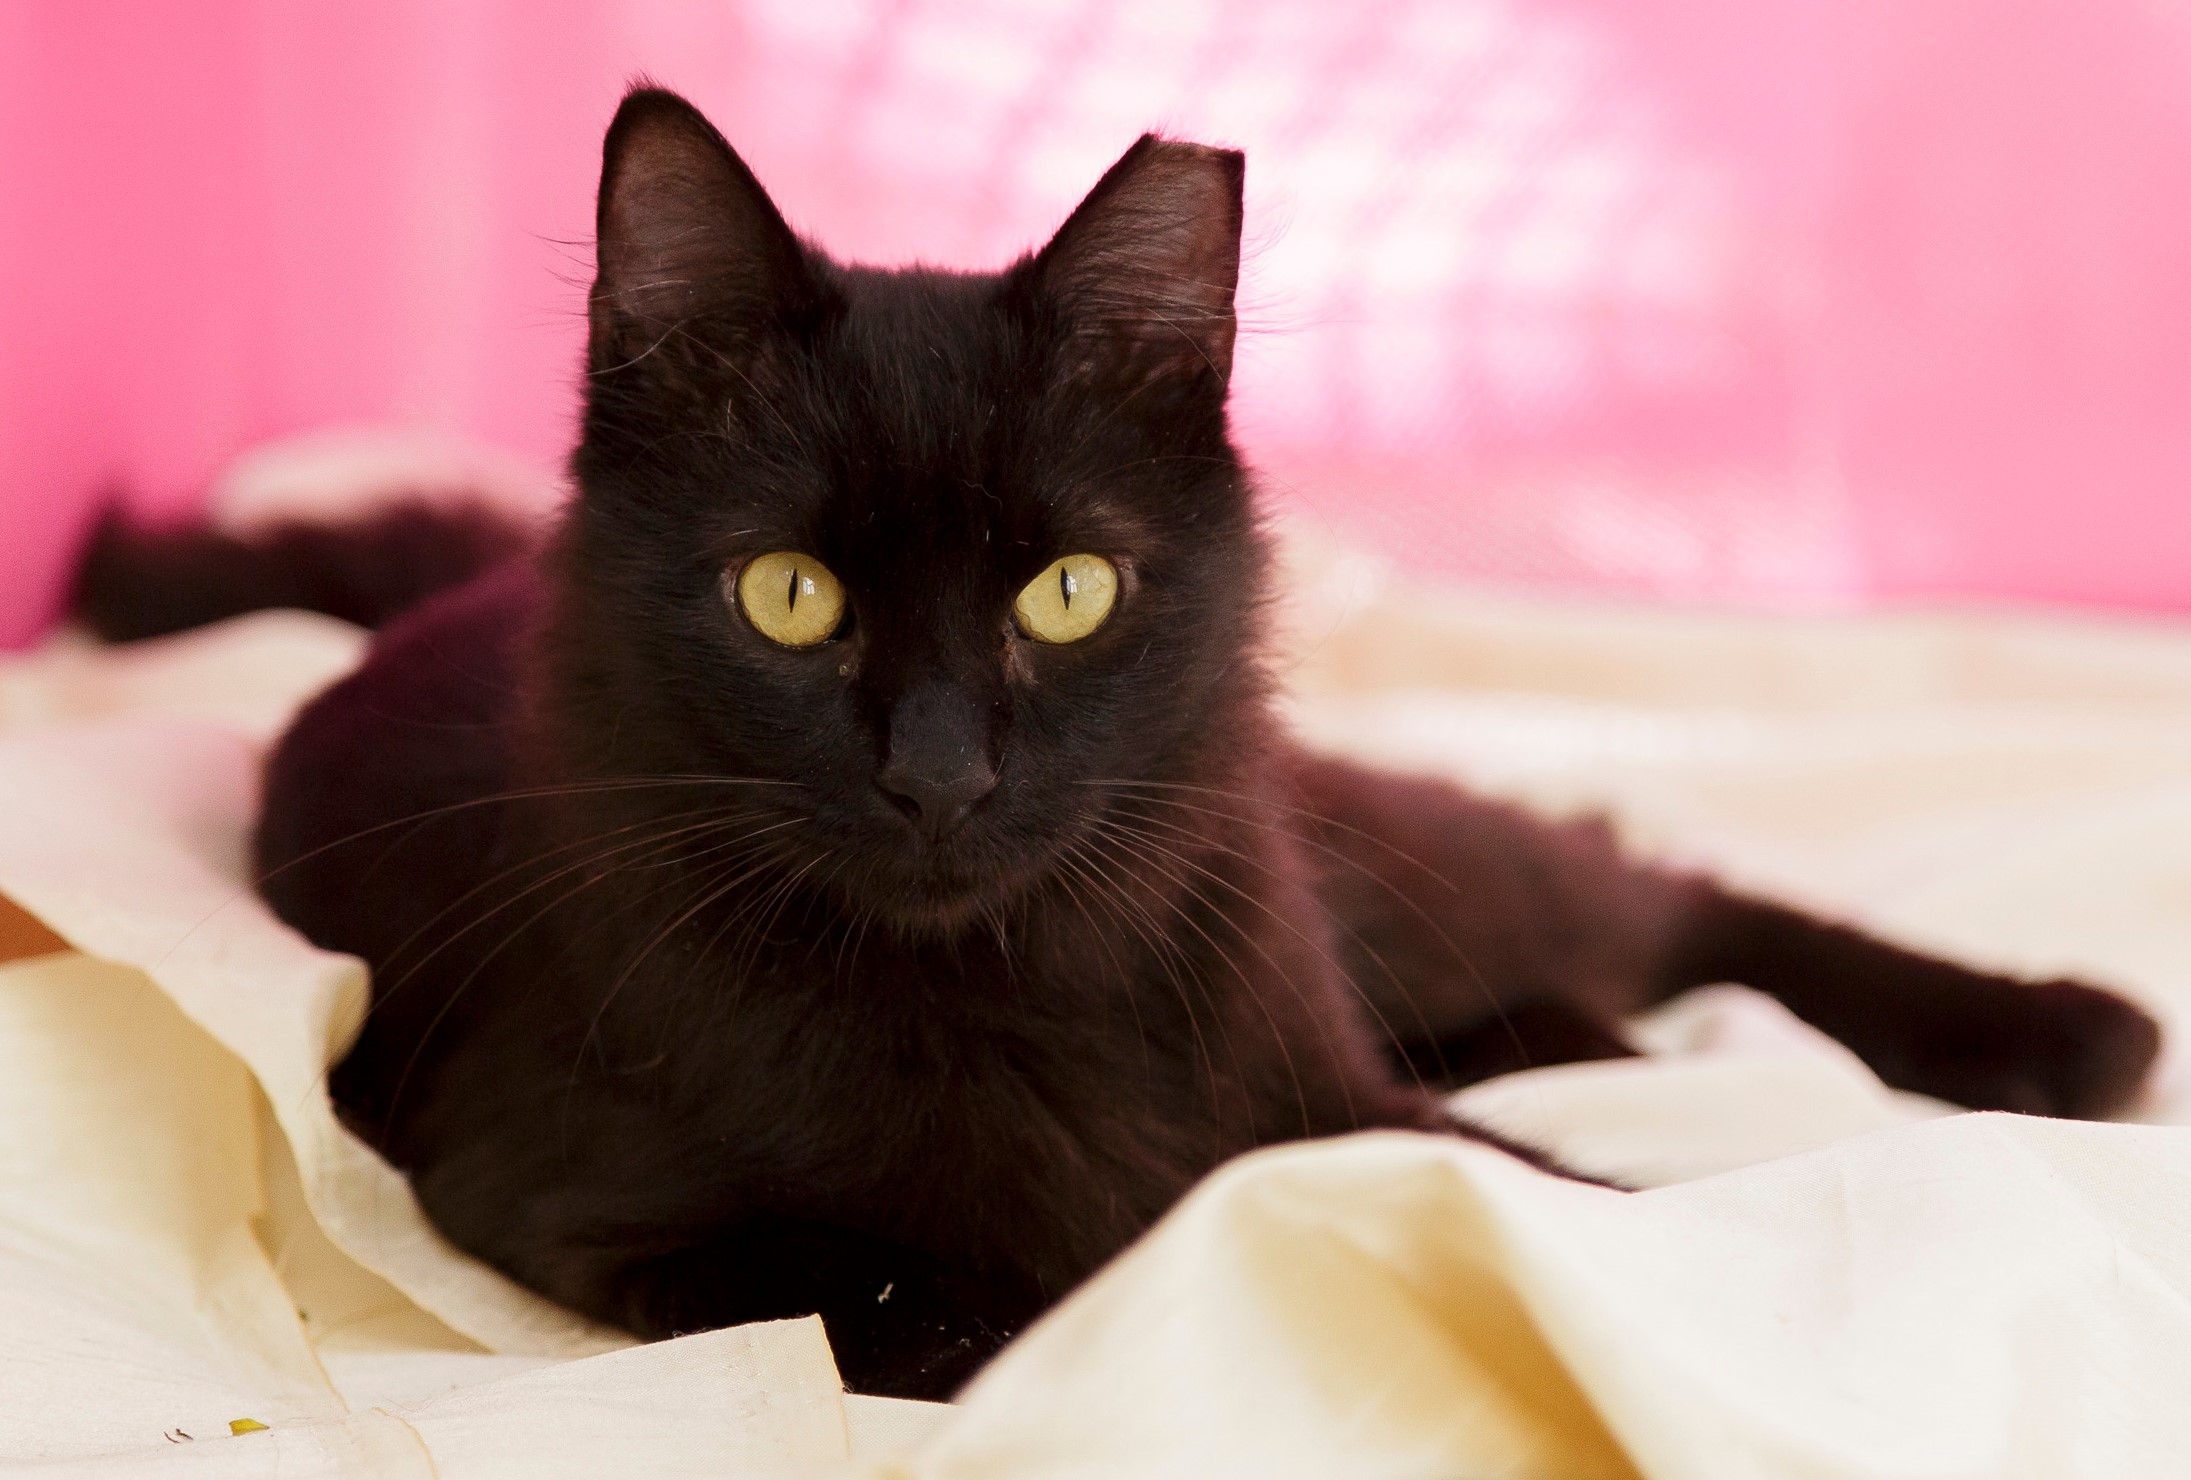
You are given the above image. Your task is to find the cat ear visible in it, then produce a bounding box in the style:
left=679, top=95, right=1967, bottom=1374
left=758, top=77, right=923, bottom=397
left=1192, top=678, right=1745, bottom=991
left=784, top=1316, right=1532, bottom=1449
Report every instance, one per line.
left=589, top=87, right=811, bottom=368
left=1029, top=135, right=1245, bottom=388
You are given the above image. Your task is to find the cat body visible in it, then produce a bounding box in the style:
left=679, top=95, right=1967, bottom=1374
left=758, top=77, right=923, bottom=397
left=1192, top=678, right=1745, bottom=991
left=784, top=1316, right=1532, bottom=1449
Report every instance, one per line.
left=78, top=89, right=2155, bottom=1399
left=264, top=560, right=1455, bottom=1396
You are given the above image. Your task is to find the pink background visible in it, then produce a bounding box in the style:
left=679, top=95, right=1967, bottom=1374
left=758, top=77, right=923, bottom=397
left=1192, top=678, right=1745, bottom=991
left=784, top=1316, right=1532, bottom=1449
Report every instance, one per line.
left=8, top=0, right=2191, bottom=647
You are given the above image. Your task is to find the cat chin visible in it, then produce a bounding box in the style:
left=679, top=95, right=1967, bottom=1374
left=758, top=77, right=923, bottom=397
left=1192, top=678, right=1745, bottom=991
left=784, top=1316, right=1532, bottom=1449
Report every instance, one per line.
left=829, top=855, right=1050, bottom=939
left=867, top=892, right=1008, bottom=939
left=844, top=870, right=1028, bottom=937
left=803, top=814, right=1069, bottom=938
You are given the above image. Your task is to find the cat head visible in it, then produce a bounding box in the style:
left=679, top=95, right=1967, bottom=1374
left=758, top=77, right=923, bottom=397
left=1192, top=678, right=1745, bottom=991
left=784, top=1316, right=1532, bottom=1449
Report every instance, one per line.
left=552, top=86, right=1269, bottom=933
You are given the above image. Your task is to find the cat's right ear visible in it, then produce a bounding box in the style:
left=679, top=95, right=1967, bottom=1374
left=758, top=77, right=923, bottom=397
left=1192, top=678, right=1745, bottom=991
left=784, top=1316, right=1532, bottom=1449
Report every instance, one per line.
left=589, top=87, right=812, bottom=372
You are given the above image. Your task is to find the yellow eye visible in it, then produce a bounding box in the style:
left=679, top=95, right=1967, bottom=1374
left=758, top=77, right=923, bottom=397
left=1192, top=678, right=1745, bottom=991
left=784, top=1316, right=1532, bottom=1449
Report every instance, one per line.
left=734, top=551, right=846, bottom=648
left=1013, top=554, right=1118, bottom=644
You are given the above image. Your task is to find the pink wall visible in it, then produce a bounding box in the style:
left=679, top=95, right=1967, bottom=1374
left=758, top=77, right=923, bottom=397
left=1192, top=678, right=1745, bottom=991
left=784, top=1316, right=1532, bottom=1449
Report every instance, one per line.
left=9, top=0, right=2191, bottom=646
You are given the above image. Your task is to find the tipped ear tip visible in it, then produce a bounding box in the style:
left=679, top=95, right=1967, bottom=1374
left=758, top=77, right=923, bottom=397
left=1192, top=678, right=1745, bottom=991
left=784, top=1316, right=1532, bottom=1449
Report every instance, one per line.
left=606, top=85, right=708, bottom=145
left=617, top=79, right=692, bottom=112
left=1130, top=135, right=1245, bottom=213
left=1189, top=142, right=1246, bottom=191
left=1137, top=133, right=1244, bottom=170
left=599, top=85, right=747, bottom=228
left=1176, top=138, right=1243, bottom=172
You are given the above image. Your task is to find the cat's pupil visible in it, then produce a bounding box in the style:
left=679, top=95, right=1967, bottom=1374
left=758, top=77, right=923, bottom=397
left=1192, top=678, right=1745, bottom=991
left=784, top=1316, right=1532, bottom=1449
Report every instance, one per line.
left=786, top=569, right=800, bottom=613
left=1060, top=567, right=1076, bottom=609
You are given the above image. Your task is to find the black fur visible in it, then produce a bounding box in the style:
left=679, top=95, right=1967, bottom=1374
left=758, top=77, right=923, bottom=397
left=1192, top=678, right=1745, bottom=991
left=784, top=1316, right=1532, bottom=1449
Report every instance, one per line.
left=73, top=499, right=529, bottom=640
left=88, top=88, right=2159, bottom=1398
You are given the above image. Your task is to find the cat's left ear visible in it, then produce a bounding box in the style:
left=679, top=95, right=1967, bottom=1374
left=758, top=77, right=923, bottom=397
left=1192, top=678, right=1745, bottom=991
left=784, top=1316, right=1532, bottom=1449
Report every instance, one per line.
left=589, top=86, right=814, bottom=370
left=1025, top=135, right=1245, bottom=389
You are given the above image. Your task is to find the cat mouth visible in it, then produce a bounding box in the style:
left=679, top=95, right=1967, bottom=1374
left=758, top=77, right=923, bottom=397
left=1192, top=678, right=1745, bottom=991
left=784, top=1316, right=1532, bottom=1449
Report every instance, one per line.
left=837, top=826, right=1049, bottom=934
left=832, top=873, right=1003, bottom=938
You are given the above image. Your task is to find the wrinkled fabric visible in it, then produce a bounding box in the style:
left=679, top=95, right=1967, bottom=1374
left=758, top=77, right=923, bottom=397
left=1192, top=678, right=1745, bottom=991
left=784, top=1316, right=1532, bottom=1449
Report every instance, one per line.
left=908, top=1118, right=2191, bottom=1480
left=3, top=545, right=2190, bottom=1475
left=0, top=947, right=857, bottom=1477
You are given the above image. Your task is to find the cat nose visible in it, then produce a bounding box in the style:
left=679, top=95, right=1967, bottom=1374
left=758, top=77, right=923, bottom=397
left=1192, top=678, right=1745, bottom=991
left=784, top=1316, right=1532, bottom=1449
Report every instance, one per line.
left=877, top=758, right=997, bottom=837
left=878, top=682, right=998, bottom=839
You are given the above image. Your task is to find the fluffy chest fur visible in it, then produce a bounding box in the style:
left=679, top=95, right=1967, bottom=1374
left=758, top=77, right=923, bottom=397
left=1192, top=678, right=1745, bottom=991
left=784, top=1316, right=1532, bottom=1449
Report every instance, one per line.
left=541, top=883, right=1253, bottom=1285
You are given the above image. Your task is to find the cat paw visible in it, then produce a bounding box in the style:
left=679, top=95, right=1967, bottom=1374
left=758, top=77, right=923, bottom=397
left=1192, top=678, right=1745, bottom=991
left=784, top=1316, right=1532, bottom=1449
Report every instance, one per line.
left=1922, top=980, right=2162, bottom=1120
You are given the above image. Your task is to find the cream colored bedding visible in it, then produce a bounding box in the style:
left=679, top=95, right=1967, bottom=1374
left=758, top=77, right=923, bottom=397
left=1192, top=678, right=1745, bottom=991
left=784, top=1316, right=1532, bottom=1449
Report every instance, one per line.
left=2, top=548, right=2188, bottom=1477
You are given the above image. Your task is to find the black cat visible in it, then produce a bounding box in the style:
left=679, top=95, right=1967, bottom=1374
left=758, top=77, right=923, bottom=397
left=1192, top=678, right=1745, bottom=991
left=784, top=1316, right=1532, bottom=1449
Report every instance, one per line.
left=76, top=87, right=2160, bottom=1400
